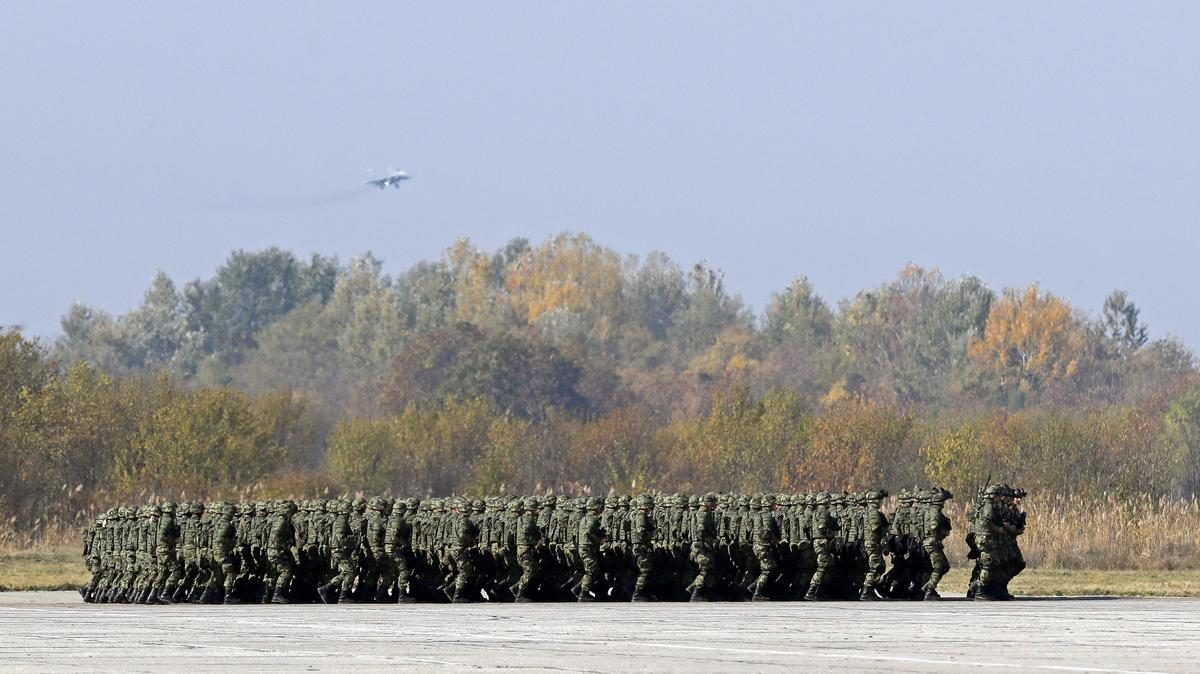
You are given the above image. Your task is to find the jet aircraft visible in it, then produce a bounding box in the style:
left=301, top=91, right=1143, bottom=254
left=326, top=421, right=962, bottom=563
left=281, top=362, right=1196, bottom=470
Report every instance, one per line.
left=365, top=169, right=410, bottom=189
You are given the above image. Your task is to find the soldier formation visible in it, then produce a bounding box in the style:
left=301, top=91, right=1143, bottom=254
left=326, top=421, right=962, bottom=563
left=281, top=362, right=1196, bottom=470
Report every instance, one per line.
left=79, top=485, right=1025, bottom=605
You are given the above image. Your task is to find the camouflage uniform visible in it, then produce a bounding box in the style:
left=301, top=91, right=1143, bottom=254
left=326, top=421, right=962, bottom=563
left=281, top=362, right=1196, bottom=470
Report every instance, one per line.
left=860, top=490, right=888, bottom=600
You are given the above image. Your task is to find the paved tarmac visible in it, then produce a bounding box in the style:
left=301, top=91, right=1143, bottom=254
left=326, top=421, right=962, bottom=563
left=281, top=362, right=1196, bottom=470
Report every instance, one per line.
left=1, top=591, right=1197, bottom=673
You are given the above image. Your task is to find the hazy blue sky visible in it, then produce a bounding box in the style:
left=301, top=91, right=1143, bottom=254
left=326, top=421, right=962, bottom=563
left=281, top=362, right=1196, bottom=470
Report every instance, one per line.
left=2, top=3, right=1198, bottom=347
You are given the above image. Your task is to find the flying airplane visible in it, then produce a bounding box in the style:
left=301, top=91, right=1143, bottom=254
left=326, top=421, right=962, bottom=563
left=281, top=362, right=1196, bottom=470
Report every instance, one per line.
left=365, top=169, right=410, bottom=190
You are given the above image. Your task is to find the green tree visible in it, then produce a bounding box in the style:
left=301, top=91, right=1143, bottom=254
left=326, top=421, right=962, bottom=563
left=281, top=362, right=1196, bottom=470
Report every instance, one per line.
left=117, top=387, right=284, bottom=494
left=1167, top=388, right=1200, bottom=497
left=325, top=417, right=400, bottom=494
left=183, top=248, right=338, bottom=369
left=383, top=323, right=587, bottom=419
left=1100, top=290, right=1149, bottom=358
left=837, top=265, right=993, bottom=405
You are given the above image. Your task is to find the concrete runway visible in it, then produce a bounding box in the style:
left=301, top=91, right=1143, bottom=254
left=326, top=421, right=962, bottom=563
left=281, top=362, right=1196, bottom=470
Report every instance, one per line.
left=1, top=592, right=1197, bottom=673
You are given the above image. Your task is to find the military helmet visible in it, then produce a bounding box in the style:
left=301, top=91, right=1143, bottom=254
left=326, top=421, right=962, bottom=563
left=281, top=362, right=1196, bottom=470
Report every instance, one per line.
left=702, top=492, right=718, bottom=506
left=189, top=502, right=205, bottom=515
left=588, top=496, right=605, bottom=511
left=352, top=497, right=367, bottom=512
left=762, top=493, right=777, bottom=508
left=403, top=497, right=419, bottom=510
left=984, top=484, right=1003, bottom=496
left=160, top=501, right=176, bottom=514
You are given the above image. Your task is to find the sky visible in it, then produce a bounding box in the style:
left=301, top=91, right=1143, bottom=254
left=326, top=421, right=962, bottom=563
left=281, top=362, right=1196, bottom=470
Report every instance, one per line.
left=2, top=3, right=1198, bottom=347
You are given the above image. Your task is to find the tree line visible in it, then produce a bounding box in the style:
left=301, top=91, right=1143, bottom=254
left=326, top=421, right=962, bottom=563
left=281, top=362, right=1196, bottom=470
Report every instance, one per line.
left=3, top=233, right=1199, bottom=530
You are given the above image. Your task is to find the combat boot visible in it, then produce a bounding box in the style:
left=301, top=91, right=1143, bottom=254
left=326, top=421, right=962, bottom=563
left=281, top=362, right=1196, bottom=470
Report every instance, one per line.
left=271, top=591, right=291, bottom=604
left=374, top=587, right=390, bottom=603
left=689, top=586, right=710, bottom=602
left=631, top=592, right=651, bottom=602
left=860, top=586, right=879, bottom=601
left=170, top=585, right=187, bottom=603
left=923, top=587, right=941, bottom=601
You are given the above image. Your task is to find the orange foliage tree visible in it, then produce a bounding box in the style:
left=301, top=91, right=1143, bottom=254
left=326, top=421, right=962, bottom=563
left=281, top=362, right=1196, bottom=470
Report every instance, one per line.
left=968, top=285, right=1091, bottom=398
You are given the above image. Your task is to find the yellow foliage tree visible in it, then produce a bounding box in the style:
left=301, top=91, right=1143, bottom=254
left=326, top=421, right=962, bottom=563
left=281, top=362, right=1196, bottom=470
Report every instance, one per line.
left=968, top=285, right=1090, bottom=395
left=504, top=233, right=624, bottom=342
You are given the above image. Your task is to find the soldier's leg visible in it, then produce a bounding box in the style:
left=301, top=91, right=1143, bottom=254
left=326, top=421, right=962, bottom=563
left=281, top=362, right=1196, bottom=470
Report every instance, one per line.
left=975, top=539, right=998, bottom=600
left=395, top=551, right=416, bottom=602
left=202, top=559, right=225, bottom=603
left=861, top=542, right=885, bottom=600
left=373, top=554, right=395, bottom=602
left=271, top=553, right=295, bottom=603
left=219, top=559, right=238, bottom=603
left=515, top=546, right=538, bottom=602
left=578, top=549, right=599, bottom=601
left=632, top=545, right=653, bottom=601
left=688, top=543, right=714, bottom=601
left=923, top=542, right=949, bottom=599
left=752, top=544, right=777, bottom=600
left=452, top=548, right=476, bottom=602
left=806, top=539, right=832, bottom=601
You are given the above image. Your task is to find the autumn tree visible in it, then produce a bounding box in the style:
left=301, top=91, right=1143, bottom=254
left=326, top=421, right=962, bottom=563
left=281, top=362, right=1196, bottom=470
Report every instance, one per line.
left=967, top=284, right=1090, bottom=402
